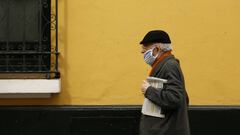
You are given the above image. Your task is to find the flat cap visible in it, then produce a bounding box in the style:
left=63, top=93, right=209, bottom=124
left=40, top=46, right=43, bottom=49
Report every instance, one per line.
left=140, top=30, right=171, bottom=45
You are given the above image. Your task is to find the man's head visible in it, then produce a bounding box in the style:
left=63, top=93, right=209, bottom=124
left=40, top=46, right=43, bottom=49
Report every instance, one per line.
left=140, top=30, right=172, bottom=54
left=140, top=30, right=172, bottom=65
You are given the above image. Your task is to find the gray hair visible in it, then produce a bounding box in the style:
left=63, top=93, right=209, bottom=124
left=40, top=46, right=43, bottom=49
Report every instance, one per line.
left=155, top=43, right=172, bottom=52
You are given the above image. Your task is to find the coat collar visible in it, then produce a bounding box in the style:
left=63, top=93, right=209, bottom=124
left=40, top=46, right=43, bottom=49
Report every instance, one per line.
left=150, top=55, right=175, bottom=77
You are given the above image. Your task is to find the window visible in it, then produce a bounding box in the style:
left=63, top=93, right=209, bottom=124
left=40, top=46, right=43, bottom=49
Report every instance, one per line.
left=0, top=0, right=59, bottom=79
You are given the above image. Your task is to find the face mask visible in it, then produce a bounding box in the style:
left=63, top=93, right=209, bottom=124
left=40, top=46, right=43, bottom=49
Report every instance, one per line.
left=143, top=48, right=158, bottom=65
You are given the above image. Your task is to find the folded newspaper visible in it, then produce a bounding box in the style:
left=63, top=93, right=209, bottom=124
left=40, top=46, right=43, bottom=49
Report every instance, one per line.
left=141, top=77, right=167, bottom=118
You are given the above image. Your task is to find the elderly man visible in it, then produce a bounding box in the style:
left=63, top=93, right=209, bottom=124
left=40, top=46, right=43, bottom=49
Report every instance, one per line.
left=139, top=30, right=190, bottom=135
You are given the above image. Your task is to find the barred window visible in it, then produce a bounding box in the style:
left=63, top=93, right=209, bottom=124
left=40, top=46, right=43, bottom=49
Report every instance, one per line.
left=0, top=0, right=59, bottom=79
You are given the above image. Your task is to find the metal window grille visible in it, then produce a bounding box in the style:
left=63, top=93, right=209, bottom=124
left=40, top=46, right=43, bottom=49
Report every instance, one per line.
left=0, top=0, right=59, bottom=79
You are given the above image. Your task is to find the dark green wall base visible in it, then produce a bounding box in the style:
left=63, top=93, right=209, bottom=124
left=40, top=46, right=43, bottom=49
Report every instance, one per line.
left=0, top=105, right=239, bottom=135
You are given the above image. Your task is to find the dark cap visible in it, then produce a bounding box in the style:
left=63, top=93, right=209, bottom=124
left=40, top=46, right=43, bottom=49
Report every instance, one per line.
left=139, top=30, right=171, bottom=45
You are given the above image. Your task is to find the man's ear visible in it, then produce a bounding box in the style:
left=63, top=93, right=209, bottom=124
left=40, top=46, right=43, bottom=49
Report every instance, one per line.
left=152, top=46, right=160, bottom=56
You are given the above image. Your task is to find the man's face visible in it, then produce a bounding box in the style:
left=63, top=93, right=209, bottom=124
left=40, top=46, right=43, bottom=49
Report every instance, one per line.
left=141, top=43, right=160, bottom=56
left=141, top=43, right=154, bottom=54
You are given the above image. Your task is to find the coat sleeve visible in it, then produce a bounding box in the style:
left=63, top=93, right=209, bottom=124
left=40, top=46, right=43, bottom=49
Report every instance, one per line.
left=144, top=61, right=185, bottom=110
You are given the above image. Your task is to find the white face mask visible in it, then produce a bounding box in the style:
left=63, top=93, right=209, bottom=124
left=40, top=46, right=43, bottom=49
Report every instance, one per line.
left=143, top=48, right=158, bottom=65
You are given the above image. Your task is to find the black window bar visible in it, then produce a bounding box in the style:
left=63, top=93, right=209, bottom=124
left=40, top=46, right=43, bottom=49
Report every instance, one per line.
left=0, top=0, right=59, bottom=79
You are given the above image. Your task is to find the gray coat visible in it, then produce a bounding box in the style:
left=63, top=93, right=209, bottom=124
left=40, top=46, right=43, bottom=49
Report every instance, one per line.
left=139, top=55, right=191, bottom=135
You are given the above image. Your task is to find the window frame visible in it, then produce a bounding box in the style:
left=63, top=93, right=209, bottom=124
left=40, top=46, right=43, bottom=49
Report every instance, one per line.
left=0, top=0, right=59, bottom=79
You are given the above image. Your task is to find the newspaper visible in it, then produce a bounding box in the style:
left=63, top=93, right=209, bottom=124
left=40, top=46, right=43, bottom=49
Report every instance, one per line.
left=141, top=77, right=167, bottom=118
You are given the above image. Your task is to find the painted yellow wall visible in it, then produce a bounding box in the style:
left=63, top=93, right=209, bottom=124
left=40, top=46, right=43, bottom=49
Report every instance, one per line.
left=1, top=0, right=240, bottom=105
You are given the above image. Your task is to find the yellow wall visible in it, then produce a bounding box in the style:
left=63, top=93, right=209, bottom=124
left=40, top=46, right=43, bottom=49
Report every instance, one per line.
left=1, top=0, right=240, bottom=105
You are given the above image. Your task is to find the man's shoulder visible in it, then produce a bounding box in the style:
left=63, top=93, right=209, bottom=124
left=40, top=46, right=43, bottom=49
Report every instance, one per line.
left=161, top=56, right=182, bottom=74
left=152, top=55, right=180, bottom=77
left=164, top=56, right=180, bottom=67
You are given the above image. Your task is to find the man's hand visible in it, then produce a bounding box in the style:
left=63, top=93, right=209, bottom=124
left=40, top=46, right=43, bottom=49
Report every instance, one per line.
left=141, top=80, right=151, bottom=95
